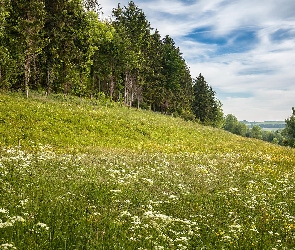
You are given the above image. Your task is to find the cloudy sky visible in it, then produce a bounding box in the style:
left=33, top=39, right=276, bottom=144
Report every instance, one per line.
left=97, top=0, right=295, bottom=121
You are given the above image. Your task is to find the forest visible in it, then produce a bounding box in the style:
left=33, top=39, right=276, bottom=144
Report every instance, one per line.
left=0, top=0, right=223, bottom=126
left=1, top=0, right=295, bottom=146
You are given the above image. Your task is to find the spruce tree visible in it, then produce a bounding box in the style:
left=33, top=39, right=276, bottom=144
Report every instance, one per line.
left=192, top=73, right=223, bottom=127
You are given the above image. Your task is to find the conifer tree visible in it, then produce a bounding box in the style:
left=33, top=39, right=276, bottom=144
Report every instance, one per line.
left=112, top=1, right=151, bottom=107
left=192, top=73, right=223, bottom=127
left=0, top=0, right=12, bottom=88
left=6, top=0, right=46, bottom=97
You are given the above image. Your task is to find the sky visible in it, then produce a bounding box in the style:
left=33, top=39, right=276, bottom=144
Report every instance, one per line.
left=97, top=0, right=295, bottom=121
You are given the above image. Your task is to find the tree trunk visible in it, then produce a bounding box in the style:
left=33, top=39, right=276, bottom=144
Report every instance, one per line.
left=63, top=62, right=69, bottom=95
left=124, top=71, right=129, bottom=106
left=24, top=54, right=31, bottom=98
left=109, top=74, right=114, bottom=101
left=0, top=65, right=2, bottom=85
left=46, top=67, right=51, bottom=95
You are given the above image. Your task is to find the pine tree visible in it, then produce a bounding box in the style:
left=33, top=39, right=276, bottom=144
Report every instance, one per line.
left=43, top=0, right=89, bottom=95
left=192, top=73, right=223, bottom=127
left=161, top=35, right=193, bottom=116
left=6, top=0, right=46, bottom=97
left=112, top=1, right=151, bottom=107
left=0, top=0, right=12, bottom=88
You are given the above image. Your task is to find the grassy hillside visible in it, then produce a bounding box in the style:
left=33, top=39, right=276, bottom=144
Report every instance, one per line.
left=1, top=92, right=295, bottom=249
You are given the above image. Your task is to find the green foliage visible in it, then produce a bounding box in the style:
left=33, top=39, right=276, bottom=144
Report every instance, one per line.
left=1, top=0, right=222, bottom=126
left=249, top=125, right=263, bottom=140
left=223, top=114, right=248, bottom=136
left=0, top=0, right=16, bottom=89
left=224, top=115, right=287, bottom=146
left=192, top=74, right=224, bottom=127
left=282, top=107, right=295, bottom=147
left=1, top=92, right=295, bottom=249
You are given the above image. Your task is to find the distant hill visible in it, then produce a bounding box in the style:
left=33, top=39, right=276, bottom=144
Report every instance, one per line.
left=241, top=120, right=285, bottom=130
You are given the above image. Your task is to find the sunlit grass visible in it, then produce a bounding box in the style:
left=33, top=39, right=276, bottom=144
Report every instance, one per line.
left=1, top=92, right=295, bottom=249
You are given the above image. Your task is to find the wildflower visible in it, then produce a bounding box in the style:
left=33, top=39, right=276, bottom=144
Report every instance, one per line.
left=36, top=222, right=49, bottom=230
left=110, top=189, right=122, bottom=193
left=0, top=208, right=8, bottom=214
left=20, top=199, right=28, bottom=206
left=120, top=211, right=131, bottom=217
left=0, top=243, right=16, bottom=249
left=250, top=226, right=259, bottom=233
left=142, top=178, right=153, bottom=185
left=168, top=194, right=178, bottom=200
left=0, top=221, right=13, bottom=228
left=10, top=216, right=25, bottom=223
left=131, top=216, right=141, bottom=226
left=229, top=187, right=239, bottom=193
left=222, top=235, right=232, bottom=241
left=143, top=211, right=154, bottom=218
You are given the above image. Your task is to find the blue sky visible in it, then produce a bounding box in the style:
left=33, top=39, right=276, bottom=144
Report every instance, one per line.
left=98, top=0, right=295, bottom=121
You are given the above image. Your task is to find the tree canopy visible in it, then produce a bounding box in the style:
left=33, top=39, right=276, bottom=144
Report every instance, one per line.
left=0, top=0, right=224, bottom=125
left=192, top=74, right=223, bottom=127
left=283, top=107, right=295, bottom=147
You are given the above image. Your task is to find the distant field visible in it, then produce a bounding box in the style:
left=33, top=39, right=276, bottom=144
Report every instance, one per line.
left=242, top=121, right=286, bottom=131
left=1, top=92, right=295, bottom=249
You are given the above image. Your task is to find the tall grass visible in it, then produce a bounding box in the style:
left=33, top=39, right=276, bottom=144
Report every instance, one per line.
left=1, top=92, right=295, bottom=249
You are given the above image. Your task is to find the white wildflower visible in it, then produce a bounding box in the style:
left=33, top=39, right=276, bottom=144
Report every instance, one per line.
left=142, top=178, right=153, bottom=185
left=36, top=222, right=49, bottom=230
left=143, top=210, right=154, bottom=218
left=154, top=213, right=172, bottom=222
left=120, top=211, right=132, bottom=217
left=10, top=216, right=25, bottom=223
left=229, top=187, right=239, bottom=193
left=0, top=243, right=16, bottom=249
left=110, top=189, right=122, bottom=193
left=168, top=194, right=178, bottom=200
left=222, top=235, right=232, bottom=241
left=131, top=216, right=141, bottom=226
left=176, top=236, right=188, bottom=242
left=0, top=208, right=8, bottom=214
left=0, top=221, right=13, bottom=228
left=154, top=246, right=164, bottom=250
left=20, top=199, right=29, bottom=206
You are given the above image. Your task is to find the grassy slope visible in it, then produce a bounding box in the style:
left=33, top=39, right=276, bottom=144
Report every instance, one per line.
left=1, top=92, right=295, bottom=249
left=0, top=92, right=284, bottom=153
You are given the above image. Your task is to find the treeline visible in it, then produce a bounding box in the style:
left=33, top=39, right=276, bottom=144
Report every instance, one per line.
left=223, top=112, right=295, bottom=148
left=0, top=0, right=223, bottom=125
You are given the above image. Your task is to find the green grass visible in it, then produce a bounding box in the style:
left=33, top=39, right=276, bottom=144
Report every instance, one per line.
left=1, top=92, right=295, bottom=249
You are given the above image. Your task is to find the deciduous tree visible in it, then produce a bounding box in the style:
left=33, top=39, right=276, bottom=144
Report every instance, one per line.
left=283, top=107, right=295, bottom=147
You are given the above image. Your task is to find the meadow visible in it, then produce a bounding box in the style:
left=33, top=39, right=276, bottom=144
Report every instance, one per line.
left=1, top=92, right=295, bottom=249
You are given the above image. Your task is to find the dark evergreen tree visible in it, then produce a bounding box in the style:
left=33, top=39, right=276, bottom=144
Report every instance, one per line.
left=43, top=0, right=90, bottom=95
left=161, top=35, right=193, bottom=116
left=0, top=0, right=14, bottom=89
left=143, top=30, right=165, bottom=111
left=112, top=1, right=152, bottom=107
left=0, top=0, right=219, bottom=125
left=192, top=73, right=223, bottom=127
left=5, top=0, right=46, bottom=96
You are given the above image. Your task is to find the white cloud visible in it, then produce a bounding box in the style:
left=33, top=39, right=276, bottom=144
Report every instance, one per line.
left=97, top=0, right=295, bottom=121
